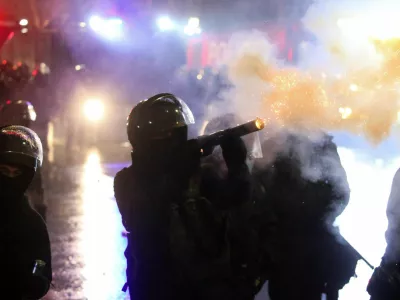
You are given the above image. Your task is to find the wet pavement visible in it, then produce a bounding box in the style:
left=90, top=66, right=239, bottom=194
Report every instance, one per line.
left=43, top=148, right=130, bottom=300
left=41, top=145, right=396, bottom=300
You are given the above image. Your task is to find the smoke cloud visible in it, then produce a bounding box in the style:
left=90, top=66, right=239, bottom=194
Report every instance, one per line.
left=217, top=0, right=400, bottom=145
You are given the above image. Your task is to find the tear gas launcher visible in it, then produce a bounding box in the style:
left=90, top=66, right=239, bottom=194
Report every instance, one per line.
left=197, top=117, right=266, bottom=155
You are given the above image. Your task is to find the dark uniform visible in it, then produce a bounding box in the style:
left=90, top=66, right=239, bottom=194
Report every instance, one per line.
left=0, top=125, right=52, bottom=299
left=367, top=168, right=400, bottom=300
left=202, top=113, right=263, bottom=298
left=114, top=93, right=252, bottom=300
left=253, top=130, right=358, bottom=300
left=0, top=100, right=47, bottom=220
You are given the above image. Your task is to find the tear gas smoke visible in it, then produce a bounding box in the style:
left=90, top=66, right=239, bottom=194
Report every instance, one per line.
left=218, top=1, right=400, bottom=145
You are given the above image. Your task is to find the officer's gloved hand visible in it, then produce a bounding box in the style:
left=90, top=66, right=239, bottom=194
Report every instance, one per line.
left=220, top=135, right=247, bottom=169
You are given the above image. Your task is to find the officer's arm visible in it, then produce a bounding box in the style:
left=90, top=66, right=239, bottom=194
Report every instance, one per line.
left=384, top=168, right=400, bottom=262
left=322, top=139, right=350, bottom=219
left=114, top=168, right=131, bottom=229
left=368, top=169, right=400, bottom=299
left=114, top=167, right=170, bottom=265
left=201, top=136, right=251, bottom=209
left=221, top=136, right=252, bottom=207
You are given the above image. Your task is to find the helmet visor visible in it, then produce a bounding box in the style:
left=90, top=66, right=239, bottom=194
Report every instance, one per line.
left=0, top=126, right=43, bottom=168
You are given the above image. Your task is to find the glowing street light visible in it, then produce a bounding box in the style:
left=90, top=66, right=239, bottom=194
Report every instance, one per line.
left=89, top=16, right=103, bottom=32
left=75, top=65, right=85, bottom=71
left=19, top=19, right=28, bottom=26
left=103, top=18, right=124, bottom=40
left=89, top=16, right=124, bottom=40
left=83, top=99, right=104, bottom=122
left=188, top=17, right=199, bottom=28
left=184, top=17, right=201, bottom=36
left=157, top=16, right=175, bottom=31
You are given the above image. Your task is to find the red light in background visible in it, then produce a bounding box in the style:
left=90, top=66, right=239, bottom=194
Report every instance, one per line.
left=2, top=60, right=7, bottom=65
left=187, top=40, right=194, bottom=68
left=287, top=48, right=293, bottom=61
left=32, top=69, right=38, bottom=76
left=6, top=100, right=11, bottom=104
left=276, top=30, right=286, bottom=52
left=201, top=37, right=209, bottom=67
left=6, top=32, right=14, bottom=41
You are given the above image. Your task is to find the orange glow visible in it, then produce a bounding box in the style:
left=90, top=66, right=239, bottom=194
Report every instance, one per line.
left=255, top=117, right=266, bottom=130
left=231, top=37, right=400, bottom=144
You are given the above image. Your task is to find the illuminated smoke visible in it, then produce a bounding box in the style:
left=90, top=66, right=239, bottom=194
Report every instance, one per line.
left=222, top=2, right=400, bottom=145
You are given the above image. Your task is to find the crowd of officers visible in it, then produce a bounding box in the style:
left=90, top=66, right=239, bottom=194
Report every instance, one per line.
left=1, top=90, right=400, bottom=299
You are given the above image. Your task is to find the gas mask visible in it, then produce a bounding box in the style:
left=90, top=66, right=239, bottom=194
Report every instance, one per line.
left=0, top=166, right=34, bottom=199
left=133, top=127, right=188, bottom=169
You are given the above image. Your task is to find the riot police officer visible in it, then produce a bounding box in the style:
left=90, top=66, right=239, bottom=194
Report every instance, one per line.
left=114, top=93, right=252, bottom=300
left=202, top=113, right=263, bottom=298
left=0, top=100, right=47, bottom=220
left=253, top=129, right=358, bottom=300
left=0, top=99, right=36, bottom=128
left=367, top=168, right=400, bottom=299
left=0, top=125, right=52, bottom=299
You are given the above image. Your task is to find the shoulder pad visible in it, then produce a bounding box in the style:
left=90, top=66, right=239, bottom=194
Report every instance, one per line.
left=114, top=167, right=132, bottom=190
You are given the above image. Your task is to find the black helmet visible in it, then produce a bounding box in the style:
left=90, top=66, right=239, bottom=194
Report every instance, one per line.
left=0, top=100, right=37, bottom=127
left=0, top=125, right=43, bottom=170
left=127, top=93, right=195, bottom=148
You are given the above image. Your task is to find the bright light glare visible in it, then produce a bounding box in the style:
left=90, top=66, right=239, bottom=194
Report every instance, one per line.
left=197, top=74, right=203, bottom=80
left=84, top=99, right=104, bottom=121
left=81, top=149, right=127, bottom=299
left=339, top=107, right=353, bottom=119
left=89, top=16, right=103, bottom=32
left=75, top=64, right=86, bottom=71
left=21, top=28, right=28, bottom=34
left=184, top=17, right=201, bottom=36
left=19, top=19, right=28, bottom=26
left=28, top=105, right=37, bottom=121
left=80, top=22, right=87, bottom=28
left=103, top=18, right=124, bottom=40
left=40, top=63, right=50, bottom=74
left=333, top=147, right=394, bottom=300
left=89, top=16, right=124, bottom=40
left=337, top=15, right=400, bottom=39
left=349, top=84, right=359, bottom=92
left=188, top=17, right=200, bottom=28
left=157, top=16, right=175, bottom=31
left=184, top=26, right=202, bottom=36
